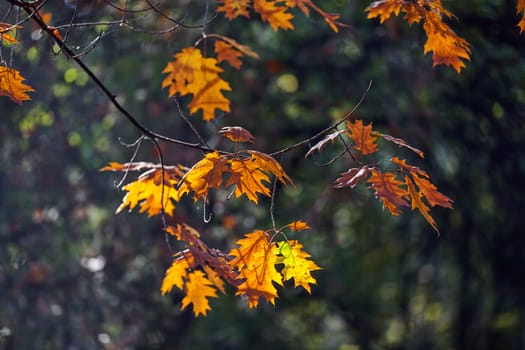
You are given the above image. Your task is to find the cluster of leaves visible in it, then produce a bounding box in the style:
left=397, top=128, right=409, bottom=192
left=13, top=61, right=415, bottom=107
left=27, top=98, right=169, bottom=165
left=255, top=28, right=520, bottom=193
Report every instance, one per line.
left=0, top=0, right=520, bottom=316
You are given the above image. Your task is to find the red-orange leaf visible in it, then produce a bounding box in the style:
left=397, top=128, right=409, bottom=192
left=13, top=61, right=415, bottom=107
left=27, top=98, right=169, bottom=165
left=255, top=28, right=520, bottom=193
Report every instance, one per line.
left=0, top=66, right=34, bottom=104
left=162, top=47, right=231, bottom=121
left=181, top=270, right=219, bottom=316
left=346, top=120, right=378, bottom=155
left=285, top=220, right=310, bottom=232
left=367, top=168, right=409, bottom=216
left=390, top=157, right=429, bottom=179
left=411, top=174, right=453, bottom=209
left=218, top=126, right=256, bottom=143
left=405, top=175, right=439, bottom=234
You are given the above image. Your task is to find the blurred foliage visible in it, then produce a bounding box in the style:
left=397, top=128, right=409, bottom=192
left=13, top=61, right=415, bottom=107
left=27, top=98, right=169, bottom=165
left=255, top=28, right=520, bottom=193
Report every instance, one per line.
left=1, top=0, right=524, bottom=349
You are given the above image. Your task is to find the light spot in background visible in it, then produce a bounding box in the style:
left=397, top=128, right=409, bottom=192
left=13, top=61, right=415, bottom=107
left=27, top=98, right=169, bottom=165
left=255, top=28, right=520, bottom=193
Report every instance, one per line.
left=97, top=333, right=111, bottom=345
left=81, top=255, right=106, bottom=272
left=385, top=318, right=405, bottom=344
left=276, top=73, right=298, bottom=93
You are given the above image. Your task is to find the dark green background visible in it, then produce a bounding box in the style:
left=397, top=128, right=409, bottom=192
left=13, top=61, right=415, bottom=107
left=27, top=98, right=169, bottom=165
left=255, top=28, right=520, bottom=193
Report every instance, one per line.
left=1, top=1, right=524, bottom=349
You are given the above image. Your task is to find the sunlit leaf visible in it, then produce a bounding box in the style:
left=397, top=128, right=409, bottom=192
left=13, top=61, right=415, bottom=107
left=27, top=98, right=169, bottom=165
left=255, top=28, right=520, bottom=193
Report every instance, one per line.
left=374, top=132, right=425, bottom=158
left=285, top=220, right=310, bottom=232
left=333, top=166, right=371, bottom=189
left=406, top=175, right=439, bottom=234
left=345, top=119, right=378, bottom=155
left=181, top=270, right=219, bottom=316
left=218, top=126, right=256, bottom=143
left=305, top=129, right=344, bottom=158
left=0, top=66, right=34, bottom=104
left=0, top=23, right=21, bottom=44
left=161, top=251, right=195, bottom=294
left=367, top=168, right=409, bottom=216
left=276, top=240, right=321, bottom=293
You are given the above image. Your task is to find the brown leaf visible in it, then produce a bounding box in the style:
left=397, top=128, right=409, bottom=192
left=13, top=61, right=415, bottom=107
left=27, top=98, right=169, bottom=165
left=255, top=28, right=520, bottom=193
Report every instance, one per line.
left=218, top=126, right=256, bottom=143
left=346, top=120, right=378, bottom=155
left=333, top=166, right=371, bottom=189
left=305, top=129, right=344, bottom=158
left=367, top=168, right=409, bottom=216
left=374, top=132, right=425, bottom=158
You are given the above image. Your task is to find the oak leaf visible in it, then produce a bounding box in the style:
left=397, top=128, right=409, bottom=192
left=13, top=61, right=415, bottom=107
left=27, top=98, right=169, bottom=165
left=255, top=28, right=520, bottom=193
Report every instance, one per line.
left=181, top=270, right=219, bottom=316
left=253, top=0, right=294, bottom=31
left=162, top=47, right=231, bottom=121
left=345, top=120, right=378, bottom=155
left=411, top=173, right=453, bottom=209
left=305, top=129, right=344, bottom=158
left=116, top=168, right=182, bottom=217
left=229, top=230, right=283, bottom=308
left=333, top=165, right=371, bottom=189
left=161, top=251, right=195, bottom=294
left=218, top=126, right=256, bottom=143
left=285, top=220, right=310, bottom=232
left=519, top=0, right=525, bottom=33
left=406, top=175, right=439, bottom=234
left=0, top=66, right=34, bottom=104
left=276, top=240, right=321, bottom=293
left=225, top=151, right=293, bottom=203
left=374, top=132, right=425, bottom=158
left=367, top=168, right=409, bottom=216
left=217, top=0, right=251, bottom=19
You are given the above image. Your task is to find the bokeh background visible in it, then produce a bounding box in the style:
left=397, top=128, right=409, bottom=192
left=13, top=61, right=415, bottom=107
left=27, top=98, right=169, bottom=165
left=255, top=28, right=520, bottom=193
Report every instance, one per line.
left=1, top=1, right=524, bottom=349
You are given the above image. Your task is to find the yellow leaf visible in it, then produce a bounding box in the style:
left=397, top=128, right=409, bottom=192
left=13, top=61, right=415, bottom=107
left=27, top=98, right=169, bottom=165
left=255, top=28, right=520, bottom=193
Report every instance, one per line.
left=161, top=251, right=195, bottom=295
left=178, top=151, right=229, bottom=201
left=181, top=270, right=219, bottom=316
left=0, top=66, right=34, bottom=104
left=365, top=0, right=404, bottom=23
left=225, top=151, right=293, bottom=203
left=217, top=0, right=252, bottom=19
left=162, top=47, right=231, bottom=121
left=117, top=168, right=181, bottom=217
left=0, top=23, right=21, bottom=45
left=203, top=265, right=226, bottom=294
left=229, top=230, right=283, bottom=308
left=276, top=240, right=321, bottom=293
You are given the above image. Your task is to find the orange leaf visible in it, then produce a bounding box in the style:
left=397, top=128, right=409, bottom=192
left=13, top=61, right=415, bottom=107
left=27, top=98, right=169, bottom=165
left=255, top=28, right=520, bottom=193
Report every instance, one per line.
left=217, top=0, right=251, bottom=19
left=178, top=151, right=229, bottom=201
left=405, top=175, right=439, bottom=234
left=229, top=230, right=282, bottom=308
left=390, top=157, right=429, bottom=179
left=225, top=151, right=293, bottom=203
left=333, top=165, right=371, bottom=189
left=345, top=119, right=378, bottom=155
left=518, top=0, right=525, bottom=33
left=276, top=240, right=321, bottom=293
left=253, top=0, right=294, bottom=31
left=181, top=270, right=219, bottom=316
left=285, top=0, right=344, bottom=32
left=215, top=40, right=244, bottom=69
left=367, top=168, right=409, bottom=216
left=411, top=173, right=453, bottom=209
left=0, top=66, right=34, bottom=104
left=374, top=132, right=425, bottom=158
left=365, top=0, right=404, bottom=23
left=162, top=47, right=231, bottom=121
left=285, top=220, right=310, bottom=232
left=161, top=251, right=195, bottom=294
left=218, top=126, right=256, bottom=143
left=0, top=23, right=21, bottom=44
left=203, top=265, right=226, bottom=294
left=116, top=168, right=181, bottom=217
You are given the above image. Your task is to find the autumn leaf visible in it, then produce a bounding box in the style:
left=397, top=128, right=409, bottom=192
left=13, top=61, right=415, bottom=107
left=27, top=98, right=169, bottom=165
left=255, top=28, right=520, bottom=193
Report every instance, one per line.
left=229, top=230, right=283, bottom=308
left=374, top=132, right=425, bottom=158
left=305, top=129, right=344, bottom=158
left=0, top=23, right=21, bottom=44
left=162, top=47, right=231, bottom=121
left=253, top=0, right=294, bottom=31
left=345, top=119, right=378, bottom=155
left=365, top=0, right=470, bottom=73
left=411, top=173, right=453, bottom=209
left=390, top=157, right=429, bottom=179
left=276, top=240, right=321, bottom=293
left=217, top=0, right=251, bottom=19
left=181, top=270, right=219, bottom=316
left=218, top=126, right=256, bottom=143
left=285, top=220, right=310, bottom=232
left=115, top=168, right=182, bottom=217
left=226, top=151, right=293, bottom=203
left=213, top=36, right=259, bottom=69
left=405, top=175, right=439, bottom=234
left=0, top=66, right=35, bottom=104
left=518, top=0, right=525, bottom=33
left=203, top=265, right=226, bottom=294
left=177, top=151, right=229, bottom=201
left=367, top=168, right=409, bottom=216
left=284, top=0, right=344, bottom=32
left=161, top=251, right=195, bottom=295
left=333, top=165, right=371, bottom=189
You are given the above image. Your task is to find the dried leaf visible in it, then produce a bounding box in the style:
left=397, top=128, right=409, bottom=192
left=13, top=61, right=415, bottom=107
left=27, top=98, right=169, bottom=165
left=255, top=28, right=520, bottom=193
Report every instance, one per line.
left=411, top=174, right=453, bottom=209
left=333, top=166, right=371, bottom=189
left=374, top=132, right=425, bottom=158
left=181, top=270, right=219, bottom=316
left=345, top=120, right=379, bottom=155
left=305, top=129, right=344, bottom=158
left=390, top=157, right=429, bottom=179
left=162, top=47, right=231, bottom=121
left=218, top=126, right=256, bottom=143
left=367, top=168, right=409, bottom=216
left=0, top=66, right=35, bottom=104
left=276, top=240, right=321, bottom=293
left=405, top=175, right=439, bottom=234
